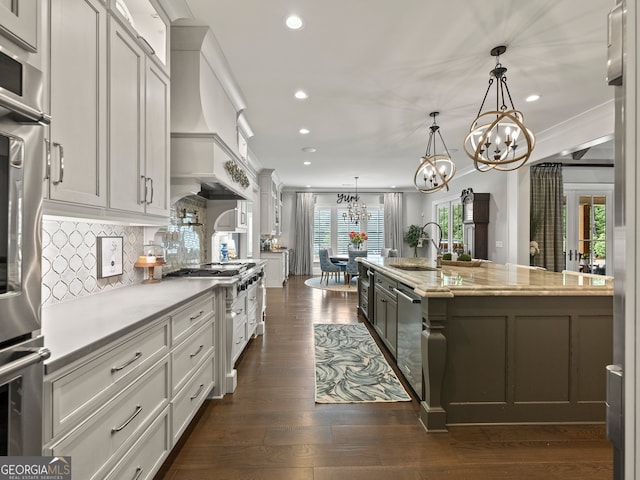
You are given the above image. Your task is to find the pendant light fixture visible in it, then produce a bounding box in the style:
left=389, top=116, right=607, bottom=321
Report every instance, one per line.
left=464, top=45, right=535, bottom=172
left=342, top=176, right=370, bottom=225
left=414, top=112, right=456, bottom=193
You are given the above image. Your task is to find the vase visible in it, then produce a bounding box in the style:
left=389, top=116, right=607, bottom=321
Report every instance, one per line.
left=220, top=243, right=229, bottom=262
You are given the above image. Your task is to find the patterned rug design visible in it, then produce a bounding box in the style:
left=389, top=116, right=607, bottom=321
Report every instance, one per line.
left=304, top=276, right=357, bottom=292
left=314, top=323, right=412, bottom=403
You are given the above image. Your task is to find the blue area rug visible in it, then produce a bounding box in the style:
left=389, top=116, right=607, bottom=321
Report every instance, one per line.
left=314, top=323, right=411, bottom=403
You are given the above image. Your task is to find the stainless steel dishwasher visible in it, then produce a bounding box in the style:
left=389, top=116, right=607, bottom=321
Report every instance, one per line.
left=394, top=285, right=423, bottom=399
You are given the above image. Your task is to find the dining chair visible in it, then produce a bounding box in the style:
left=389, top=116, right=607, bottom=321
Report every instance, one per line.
left=319, top=248, right=343, bottom=284
left=345, top=249, right=367, bottom=284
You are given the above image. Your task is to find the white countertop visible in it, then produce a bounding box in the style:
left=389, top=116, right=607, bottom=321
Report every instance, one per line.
left=42, top=261, right=266, bottom=374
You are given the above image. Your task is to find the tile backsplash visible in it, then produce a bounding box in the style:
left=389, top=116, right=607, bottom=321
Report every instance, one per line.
left=41, top=196, right=211, bottom=306
left=42, top=220, right=144, bottom=306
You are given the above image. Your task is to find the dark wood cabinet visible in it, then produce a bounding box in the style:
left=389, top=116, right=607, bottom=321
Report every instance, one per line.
left=461, top=189, right=489, bottom=260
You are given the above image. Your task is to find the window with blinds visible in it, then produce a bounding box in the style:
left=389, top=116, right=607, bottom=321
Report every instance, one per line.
left=313, top=204, right=385, bottom=260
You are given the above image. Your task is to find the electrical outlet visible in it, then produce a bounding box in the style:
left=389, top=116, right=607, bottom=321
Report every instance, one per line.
left=496, top=241, right=503, bottom=248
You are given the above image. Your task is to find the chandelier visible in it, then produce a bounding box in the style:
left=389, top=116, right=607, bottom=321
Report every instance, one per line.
left=414, top=111, right=456, bottom=193
left=464, top=45, right=535, bottom=172
left=342, top=176, right=370, bottom=225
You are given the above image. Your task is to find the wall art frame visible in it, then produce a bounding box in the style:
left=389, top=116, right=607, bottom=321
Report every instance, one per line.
left=97, top=236, right=124, bottom=278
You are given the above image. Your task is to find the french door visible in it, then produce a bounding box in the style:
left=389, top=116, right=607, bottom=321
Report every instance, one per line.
left=563, top=186, right=613, bottom=275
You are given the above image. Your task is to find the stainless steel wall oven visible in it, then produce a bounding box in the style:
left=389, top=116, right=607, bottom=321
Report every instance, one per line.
left=0, top=45, right=50, bottom=456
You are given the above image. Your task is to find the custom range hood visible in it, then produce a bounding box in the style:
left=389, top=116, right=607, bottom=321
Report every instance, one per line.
left=170, top=20, right=254, bottom=202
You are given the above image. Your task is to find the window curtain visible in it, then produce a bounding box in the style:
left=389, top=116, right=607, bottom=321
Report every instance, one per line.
left=383, top=192, right=403, bottom=256
left=530, top=163, right=564, bottom=271
left=292, top=192, right=314, bottom=275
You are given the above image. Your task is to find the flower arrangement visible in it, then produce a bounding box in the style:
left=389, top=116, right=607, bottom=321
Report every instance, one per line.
left=349, top=231, right=368, bottom=248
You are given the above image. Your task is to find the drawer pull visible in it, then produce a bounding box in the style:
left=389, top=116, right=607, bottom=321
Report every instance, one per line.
left=111, top=405, right=142, bottom=433
left=111, top=351, right=142, bottom=373
left=190, top=310, right=205, bottom=321
left=235, top=336, right=244, bottom=345
left=132, top=466, right=143, bottom=480
left=233, top=309, right=244, bottom=315
left=190, top=383, right=205, bottom=400
left=190, top=344, right=204, bottom=358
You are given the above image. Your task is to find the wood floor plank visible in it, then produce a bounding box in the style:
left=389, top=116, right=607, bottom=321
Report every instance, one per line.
left=154, top=274, right=613, bottom=480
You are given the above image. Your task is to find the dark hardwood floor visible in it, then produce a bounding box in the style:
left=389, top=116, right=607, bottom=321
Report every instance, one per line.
left=156, top=275, right=613, bottom=479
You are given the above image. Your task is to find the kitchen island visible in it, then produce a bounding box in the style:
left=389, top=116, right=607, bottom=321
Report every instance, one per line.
left=358, top=257, right=613, bottom=432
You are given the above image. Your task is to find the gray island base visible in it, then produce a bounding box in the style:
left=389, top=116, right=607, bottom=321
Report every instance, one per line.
left=358, top=257, right=613, bottom=432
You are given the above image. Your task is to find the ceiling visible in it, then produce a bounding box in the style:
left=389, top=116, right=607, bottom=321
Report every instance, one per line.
left=181, top=0, right=614, bottom=191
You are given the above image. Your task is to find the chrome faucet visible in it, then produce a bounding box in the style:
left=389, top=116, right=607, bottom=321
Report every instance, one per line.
left=422, top=222, right=443, bottom=267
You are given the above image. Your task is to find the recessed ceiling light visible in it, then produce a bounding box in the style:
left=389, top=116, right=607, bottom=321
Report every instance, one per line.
left=306, top=185, right=311, bottom=188
left=285, top=15, right=303, bottom=30
left=294, top=90, right=308, bottom=100
left=301, top=147, right=316, bottom=153
left=299, top=128, right=310, bottom=134
left=391, top=185, right=396, bottom=189
left=526, top=94, right=540, bottom=102
left=303, top=161, right=311, bottom=165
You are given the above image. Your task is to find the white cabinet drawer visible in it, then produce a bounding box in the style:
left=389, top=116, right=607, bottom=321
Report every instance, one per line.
left=172, top=354, right=214, bottom=445
left=172, top=320, right=215, bottom=395
left=172, top=294, right=214, bottom=345
left=104, top=405, right=170, bottom=480
left=49, top=320, right=169, bottom=438
left=231, top=317, right=247, bottom=364
left=50, top=357, right=170, bottom=480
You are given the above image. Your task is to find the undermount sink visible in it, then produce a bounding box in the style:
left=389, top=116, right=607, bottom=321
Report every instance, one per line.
left=390, top=264, right=438, bottom=272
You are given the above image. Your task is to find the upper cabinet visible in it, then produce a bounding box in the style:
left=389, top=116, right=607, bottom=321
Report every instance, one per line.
left=0, top=0, right=37, bottom=52
left=110, top=0, right=168, bottom=74
left=45, top=0, right=170, bottom=222
left=108, top=19, right=170, bottom=217
left=47, top=0, right=108, bottom=208
left=259, top=169, right=281, bottom=236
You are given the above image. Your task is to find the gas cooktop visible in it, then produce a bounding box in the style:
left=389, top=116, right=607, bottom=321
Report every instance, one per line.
left=164, top=262, right=256, bottom=278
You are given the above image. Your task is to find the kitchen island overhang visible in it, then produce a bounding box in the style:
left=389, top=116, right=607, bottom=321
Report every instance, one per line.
left=358, top=257, right=613, bottom=432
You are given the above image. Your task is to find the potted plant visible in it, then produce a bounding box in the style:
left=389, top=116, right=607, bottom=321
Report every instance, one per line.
left=404, top=224, right=423, bottom=257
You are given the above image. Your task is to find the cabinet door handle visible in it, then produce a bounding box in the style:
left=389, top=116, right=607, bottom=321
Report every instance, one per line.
left=137, top=35, right=156, bottom=55
left=190, top=384, right=205, bottom=401
left=190, top=344, right=204, bottom=358
left=148, top=177, right=154, bottom=204
left=44, top=138, right=51, bottom=180
left=52, top=142, right=64, bottom=184
left=111, top=351, right=142, bottom=373
left=190, top=310, right=204, bottom=321
left=393, top=288, right=421, bottom=303
left=132, top=466, right=143, bottom=480
left=111, top=405, right=142, bottom=433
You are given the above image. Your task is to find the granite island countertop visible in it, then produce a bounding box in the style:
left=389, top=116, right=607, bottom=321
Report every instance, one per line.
left=42, top=261, right=266, bottom=374
left=359, top=257, right=613, bottom=298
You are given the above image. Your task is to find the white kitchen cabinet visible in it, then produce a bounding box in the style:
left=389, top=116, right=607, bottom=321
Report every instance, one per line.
left=210, top=200, right=248, bottom=232
left=104, top=405, right=170, bottom=480
left=47, top=0, right=108, bottom=208
left=47, top=319, right=170, bottom=440
left=262, top=250, right=289, bottom=288
left=109, top=0, right=169, bottom=75
left=109, top=18, right=170, bottom=218
left=0, top=0, right=38, bottom=51
left=43, top=289, right=218, bottom=480
left=47, top=356, right=170, bottom=480
left=259, top=169, right=282, bottom=235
